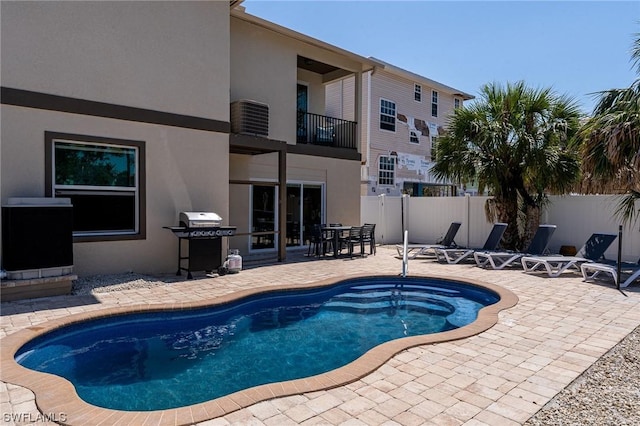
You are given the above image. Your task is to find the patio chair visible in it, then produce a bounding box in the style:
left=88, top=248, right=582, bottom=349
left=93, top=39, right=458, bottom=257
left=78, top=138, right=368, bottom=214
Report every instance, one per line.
left=307, top=224, right=324, bottom=256
left=434, top=223, right=508, bottom=264
left=327, top=223, right=344, bottom=254
left=339, top=226, right=364, bottom=258
left=360, top=223, right=376, bottom=255
left=395, top=222, right=461, bottom=259
left=474, top=224, right=556, bottom=270
left=581, top=261, right=640, bottom=288
left=521, top=233, right=617, bottom=277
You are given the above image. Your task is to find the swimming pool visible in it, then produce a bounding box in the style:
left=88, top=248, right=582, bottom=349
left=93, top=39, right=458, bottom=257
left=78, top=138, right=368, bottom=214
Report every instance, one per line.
left=2, top=274, right=518, bottom=422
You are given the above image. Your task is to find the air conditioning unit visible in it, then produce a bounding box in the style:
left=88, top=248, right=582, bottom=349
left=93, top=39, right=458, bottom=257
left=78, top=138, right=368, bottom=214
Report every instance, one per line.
left=230, top=100, right=269, bottom=137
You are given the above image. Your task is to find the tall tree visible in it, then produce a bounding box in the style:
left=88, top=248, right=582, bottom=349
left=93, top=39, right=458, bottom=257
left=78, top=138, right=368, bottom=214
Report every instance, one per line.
left=575, top=33, right=640, bottom=225
left=432, top=81, right=582, bottom=250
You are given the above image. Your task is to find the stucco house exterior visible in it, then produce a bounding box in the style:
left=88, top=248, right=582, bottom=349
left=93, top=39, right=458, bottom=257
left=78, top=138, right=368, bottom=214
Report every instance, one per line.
left=0, top=0, right=374, bottom=282
left=327, top=59, right=474, bottom=197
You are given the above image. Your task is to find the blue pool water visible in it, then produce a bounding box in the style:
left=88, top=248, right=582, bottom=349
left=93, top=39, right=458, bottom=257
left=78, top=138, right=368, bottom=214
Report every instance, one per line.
left=16, top=277, right=499, bottom=411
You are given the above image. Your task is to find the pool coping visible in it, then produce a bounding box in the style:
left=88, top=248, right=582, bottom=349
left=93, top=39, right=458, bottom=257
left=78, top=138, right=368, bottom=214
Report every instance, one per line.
left=0, top=273, right=518, bottom=426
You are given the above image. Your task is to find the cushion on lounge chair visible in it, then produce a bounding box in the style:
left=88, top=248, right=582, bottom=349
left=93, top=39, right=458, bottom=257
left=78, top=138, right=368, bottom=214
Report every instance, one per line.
left=396, top=222, right=461, bottom=259
left=474, top=224, right=557, bottom=270
left=434, top=223, right=507, bottom=264
left=521, top=233, right=617, bottom=277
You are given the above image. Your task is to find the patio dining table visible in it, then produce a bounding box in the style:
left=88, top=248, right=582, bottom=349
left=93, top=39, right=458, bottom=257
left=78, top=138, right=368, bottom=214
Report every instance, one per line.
left=321, top=226, right=352, bottom=258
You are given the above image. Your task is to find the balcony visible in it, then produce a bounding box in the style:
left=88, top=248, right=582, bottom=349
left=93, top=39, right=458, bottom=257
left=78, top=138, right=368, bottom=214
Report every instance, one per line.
left=296, top=111, right=357, bottom=150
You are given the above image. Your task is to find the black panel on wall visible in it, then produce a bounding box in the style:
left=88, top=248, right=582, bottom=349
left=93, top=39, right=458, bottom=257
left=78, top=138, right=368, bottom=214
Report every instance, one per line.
left=2, top=205, right=74, bottom=271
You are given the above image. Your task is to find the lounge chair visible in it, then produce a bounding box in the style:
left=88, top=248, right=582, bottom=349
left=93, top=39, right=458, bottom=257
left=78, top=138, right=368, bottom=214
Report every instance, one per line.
left=396, top=222, right=461, bottom=259
left=581, top=261, right=640, bottom=288
left=434, top=223, right=508, bottom=264
left=474, top=224, right=556, bottom=269
left=521, top=233, right=617, bottom=277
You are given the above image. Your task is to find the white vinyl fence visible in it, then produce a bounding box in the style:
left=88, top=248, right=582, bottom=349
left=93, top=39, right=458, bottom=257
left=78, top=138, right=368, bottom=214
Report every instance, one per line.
left=361, top=194, right=640, bottom=263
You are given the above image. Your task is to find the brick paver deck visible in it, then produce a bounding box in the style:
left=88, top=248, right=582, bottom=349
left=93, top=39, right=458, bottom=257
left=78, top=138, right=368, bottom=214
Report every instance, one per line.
left=1, top=246, right=639, bottom=425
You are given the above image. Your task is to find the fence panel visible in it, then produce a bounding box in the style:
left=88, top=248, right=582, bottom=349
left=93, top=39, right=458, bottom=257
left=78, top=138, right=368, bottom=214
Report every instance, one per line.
left=362, top=194, right=640, bottom=262
left=546, top=195, right=640, bottom=263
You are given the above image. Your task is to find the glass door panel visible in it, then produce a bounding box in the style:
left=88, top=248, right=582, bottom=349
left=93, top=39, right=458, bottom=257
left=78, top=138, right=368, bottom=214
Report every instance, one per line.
left=251, top=185, right=276, bottom=250
left=302, top=185, right=322, bottom=246
left=286, top=184, right=301, bottom=247
left=297, top=84, right=309, bottom=143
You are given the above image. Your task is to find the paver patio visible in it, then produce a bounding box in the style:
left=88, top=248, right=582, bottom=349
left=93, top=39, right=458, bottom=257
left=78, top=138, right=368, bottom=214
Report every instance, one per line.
left=1, top=246, right=639, bottom=425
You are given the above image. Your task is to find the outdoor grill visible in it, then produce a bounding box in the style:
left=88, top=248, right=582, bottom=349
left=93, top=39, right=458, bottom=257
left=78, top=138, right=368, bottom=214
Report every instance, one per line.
left=164, top=212, right=236, bottom=279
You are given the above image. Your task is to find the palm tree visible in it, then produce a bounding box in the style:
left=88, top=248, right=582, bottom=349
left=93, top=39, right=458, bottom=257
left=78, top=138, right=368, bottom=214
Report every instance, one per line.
left=432, top=81, right=582, bottom=250
left=575, top=33, right=640, bottom=225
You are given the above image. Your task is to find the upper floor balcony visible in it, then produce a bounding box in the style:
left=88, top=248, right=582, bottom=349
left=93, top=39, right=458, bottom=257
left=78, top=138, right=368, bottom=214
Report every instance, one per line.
left=296, top=111, right=357, bottom=150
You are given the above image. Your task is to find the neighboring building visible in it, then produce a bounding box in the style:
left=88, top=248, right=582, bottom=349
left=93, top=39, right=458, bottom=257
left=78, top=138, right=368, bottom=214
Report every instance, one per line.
left=327, top=59, right=474, bottom=197
left=0, top=1, right=374, bottom=277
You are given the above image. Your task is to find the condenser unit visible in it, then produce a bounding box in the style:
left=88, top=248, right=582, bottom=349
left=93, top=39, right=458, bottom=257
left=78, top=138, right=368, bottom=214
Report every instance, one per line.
left=230, top=100, right=269, bottom=137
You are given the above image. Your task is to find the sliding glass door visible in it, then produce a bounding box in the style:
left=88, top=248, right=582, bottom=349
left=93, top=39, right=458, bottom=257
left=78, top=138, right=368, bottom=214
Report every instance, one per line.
left=286, top=183, right=323, bottom=248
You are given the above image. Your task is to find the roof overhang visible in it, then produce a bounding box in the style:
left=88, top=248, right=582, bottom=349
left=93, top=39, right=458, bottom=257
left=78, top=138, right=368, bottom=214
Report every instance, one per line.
left=229, top=134, right=287, bottom=155
left=231, top=9, right=378, bottom=74
left=369, top=57, right=474, bottom=100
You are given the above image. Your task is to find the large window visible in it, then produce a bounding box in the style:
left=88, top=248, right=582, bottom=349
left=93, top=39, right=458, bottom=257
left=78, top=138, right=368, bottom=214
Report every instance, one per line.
left=379, top=99, right=396, bottom=131
left=431, top=91, right=439, bottom=117
left=378, top=156, right=395, bottom=186
left=45, top=132, right=145, bottom=240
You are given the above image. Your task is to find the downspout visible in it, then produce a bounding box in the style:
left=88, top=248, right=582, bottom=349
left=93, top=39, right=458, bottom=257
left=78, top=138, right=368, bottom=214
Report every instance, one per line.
left=466, top=193, right=471, bottom=247
left=366, top=69, right=372, bottom=186
left=340, top=78, right=344, bottom=118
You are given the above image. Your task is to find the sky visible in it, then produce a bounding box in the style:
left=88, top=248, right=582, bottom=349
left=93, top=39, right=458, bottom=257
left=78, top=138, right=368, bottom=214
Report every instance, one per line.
left=243, top=0, right=639, bottom=115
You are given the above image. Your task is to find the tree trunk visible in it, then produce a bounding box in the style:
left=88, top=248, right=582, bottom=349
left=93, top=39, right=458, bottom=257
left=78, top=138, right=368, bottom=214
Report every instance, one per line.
left=523, top=204, right=541, bottom=250
left=490, top=196, right=521, bottom=251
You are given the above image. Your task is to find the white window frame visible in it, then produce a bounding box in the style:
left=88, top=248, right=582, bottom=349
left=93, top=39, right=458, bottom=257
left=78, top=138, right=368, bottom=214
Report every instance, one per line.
left=47, top=134, right=144, bottom=240
left=454, top=98, right=461, bottom=109
left=431, top=91, right=439, bottom=117
left=378, top=155, right=395, bottom=186
left=430, top=136, right=438, bottom=161
left=414, top=84, right=422, bottom=102
left=379, top=98, right=396, bottom=132
left=409, top=130, right=420, bottom=144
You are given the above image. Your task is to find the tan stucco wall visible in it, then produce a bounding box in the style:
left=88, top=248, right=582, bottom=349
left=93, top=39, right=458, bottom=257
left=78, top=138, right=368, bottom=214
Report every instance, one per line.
left=230, top=18, right=297, bottom=144
left=1, top=1, right=232, bottom=276
left=1, top=106, right=230, bottom=276
left=230, top=15, right=363, bottom=145
left=1, top=1, right=230, bottom=121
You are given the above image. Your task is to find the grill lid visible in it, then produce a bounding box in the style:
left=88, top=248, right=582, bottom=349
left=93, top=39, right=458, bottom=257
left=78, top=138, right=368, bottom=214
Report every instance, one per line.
left=179, top=211, right=222, bottom=228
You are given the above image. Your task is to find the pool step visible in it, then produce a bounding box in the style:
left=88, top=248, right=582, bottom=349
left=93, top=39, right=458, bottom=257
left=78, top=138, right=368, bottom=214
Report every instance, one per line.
left=324, top=296, right=454, bottom=315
